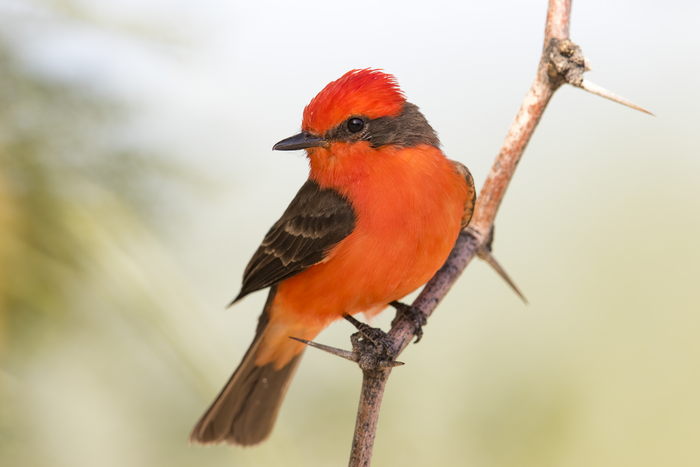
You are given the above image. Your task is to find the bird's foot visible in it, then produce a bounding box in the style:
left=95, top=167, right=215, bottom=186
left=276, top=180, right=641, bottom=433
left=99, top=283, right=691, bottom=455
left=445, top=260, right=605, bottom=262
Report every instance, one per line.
left=343, top=314, right=400, bottom=371
left=390, top=301, right=427, bottom=343
left=343, top=314, right=394, bottom=355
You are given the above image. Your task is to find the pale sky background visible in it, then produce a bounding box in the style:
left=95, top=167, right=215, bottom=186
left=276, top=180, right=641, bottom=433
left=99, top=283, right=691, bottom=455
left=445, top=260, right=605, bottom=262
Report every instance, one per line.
left=1, top=0, right=699, bottom=466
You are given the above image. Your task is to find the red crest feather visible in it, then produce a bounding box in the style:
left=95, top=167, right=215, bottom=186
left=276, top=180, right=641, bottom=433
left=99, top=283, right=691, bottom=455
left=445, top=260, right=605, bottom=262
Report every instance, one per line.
left=302, top=69, right=405, bottom=136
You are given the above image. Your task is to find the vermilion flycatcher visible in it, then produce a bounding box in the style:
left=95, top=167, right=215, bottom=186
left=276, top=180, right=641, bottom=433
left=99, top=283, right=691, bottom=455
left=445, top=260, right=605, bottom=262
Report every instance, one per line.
left=190, top=69, right=475, bottom=446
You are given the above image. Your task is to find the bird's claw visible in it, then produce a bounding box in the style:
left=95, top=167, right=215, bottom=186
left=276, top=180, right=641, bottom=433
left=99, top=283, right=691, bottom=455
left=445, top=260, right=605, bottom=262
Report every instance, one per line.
left=344, top=314, right=394, bottom=355
left=343, top=314, right=399, bottom=371
left=390, top=301, right=427, bottom=343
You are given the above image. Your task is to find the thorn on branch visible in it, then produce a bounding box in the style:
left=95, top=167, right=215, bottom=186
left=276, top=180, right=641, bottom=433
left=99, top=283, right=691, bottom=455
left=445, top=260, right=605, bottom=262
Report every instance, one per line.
left=289, top=335, right=404, bottom=371
left=293, top=314, right=406, bottom=372
left=479, top=250, right=529, bottom=305
left=578, top=80, right=654, bottom=115
left=289, top=336, right=357, bottom=362
left=547, top=38, right=653, bottom=115
left=475, top=226, right=528, bottom=304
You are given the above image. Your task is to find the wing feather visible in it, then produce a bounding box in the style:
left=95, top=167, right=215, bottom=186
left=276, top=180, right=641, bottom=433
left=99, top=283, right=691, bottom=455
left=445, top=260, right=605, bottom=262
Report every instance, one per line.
left=232, top=180, right=356, bottom=303
left=450, top=160, right=476, bottom=229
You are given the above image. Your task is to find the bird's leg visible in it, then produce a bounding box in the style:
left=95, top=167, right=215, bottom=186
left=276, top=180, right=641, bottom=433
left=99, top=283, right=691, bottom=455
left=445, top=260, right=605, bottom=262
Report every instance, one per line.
left=343, top=314, right=395, bottom=358
left=389, top=301, right=427, bottom=343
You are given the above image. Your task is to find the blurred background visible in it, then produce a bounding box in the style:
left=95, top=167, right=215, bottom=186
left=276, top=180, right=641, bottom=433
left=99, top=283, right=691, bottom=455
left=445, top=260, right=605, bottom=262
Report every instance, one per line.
left=0, top=0, right=698, bottom=466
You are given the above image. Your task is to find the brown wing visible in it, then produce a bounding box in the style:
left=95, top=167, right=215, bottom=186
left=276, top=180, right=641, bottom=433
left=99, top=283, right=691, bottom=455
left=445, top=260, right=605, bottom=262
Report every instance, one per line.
left=231, top=180, right=356, bottom=304
left=450, top=160, right=477, bottom=228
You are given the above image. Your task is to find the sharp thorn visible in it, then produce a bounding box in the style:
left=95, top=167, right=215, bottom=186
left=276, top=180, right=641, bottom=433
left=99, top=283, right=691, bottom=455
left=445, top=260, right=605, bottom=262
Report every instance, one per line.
left=289, top=336, right=358, bottom=362
left=478, top=249, right=528, bottom=305
left=578, top=80, right=654, bottom=116
left=378, top=360, right=405, bottom=369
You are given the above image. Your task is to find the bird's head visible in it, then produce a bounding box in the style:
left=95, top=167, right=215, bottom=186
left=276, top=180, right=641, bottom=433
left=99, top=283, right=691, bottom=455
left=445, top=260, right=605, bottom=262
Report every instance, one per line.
left=273, top=69, right=440, bottom=187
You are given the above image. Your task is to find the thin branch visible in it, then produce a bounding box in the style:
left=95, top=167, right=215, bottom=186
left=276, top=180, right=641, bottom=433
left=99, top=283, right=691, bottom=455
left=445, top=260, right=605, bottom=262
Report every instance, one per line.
left=338, top=1, right=651, bottom=465
left=348, top=370, right=390, bottom=467
left=344, top=4, right=568, bottom=464
left=545, top=0, right=571, bottom=41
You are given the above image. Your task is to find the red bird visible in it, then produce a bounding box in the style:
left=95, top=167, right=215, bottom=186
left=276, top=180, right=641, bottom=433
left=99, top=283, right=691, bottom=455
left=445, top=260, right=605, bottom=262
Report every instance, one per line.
left=190, top=69, right=475, bottom=446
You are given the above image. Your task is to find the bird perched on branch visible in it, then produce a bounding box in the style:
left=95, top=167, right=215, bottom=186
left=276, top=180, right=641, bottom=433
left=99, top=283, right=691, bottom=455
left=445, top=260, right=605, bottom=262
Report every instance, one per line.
left=190, top=69, right=476, bottom=446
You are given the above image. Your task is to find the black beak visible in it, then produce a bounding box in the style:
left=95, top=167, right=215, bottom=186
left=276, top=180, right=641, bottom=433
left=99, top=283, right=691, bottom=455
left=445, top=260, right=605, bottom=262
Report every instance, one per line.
left=272, top=132, right=326, bottom=151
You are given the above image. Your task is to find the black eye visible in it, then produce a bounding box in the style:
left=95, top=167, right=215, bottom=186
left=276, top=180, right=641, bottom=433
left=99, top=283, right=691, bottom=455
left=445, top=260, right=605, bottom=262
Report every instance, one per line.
left=347, top=118, right=364, bottom=133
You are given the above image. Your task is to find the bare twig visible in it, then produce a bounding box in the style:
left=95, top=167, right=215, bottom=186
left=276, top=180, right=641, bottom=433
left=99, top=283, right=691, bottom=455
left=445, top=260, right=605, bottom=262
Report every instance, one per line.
left=348, top=370, right=390, bottom=467
left=289, top=1, right=652, bottom=464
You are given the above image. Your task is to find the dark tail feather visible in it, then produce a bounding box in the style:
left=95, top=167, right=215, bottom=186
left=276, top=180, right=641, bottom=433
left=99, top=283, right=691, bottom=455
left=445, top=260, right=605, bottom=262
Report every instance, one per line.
left=189, top=286, right=304, bottom=446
